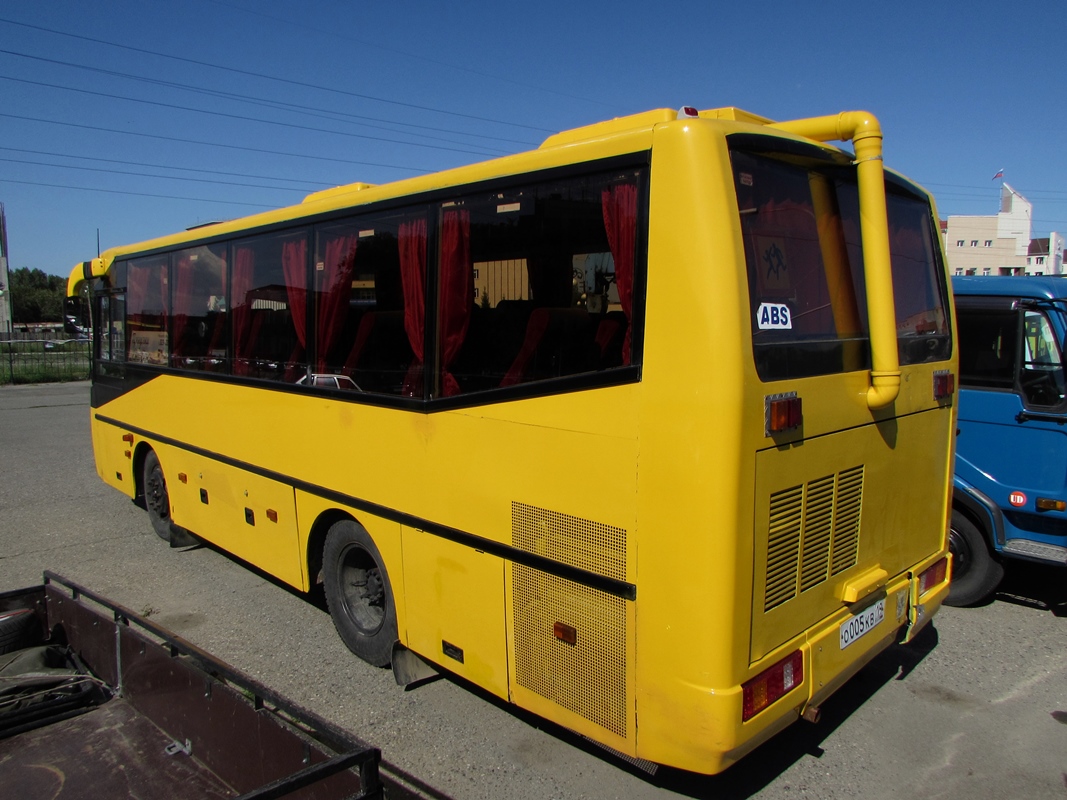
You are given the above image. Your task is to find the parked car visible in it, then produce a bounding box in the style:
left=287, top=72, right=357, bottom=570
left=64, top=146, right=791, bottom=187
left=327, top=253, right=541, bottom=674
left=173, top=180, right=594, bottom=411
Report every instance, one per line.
left=949, top=275, right=1067, bottom=605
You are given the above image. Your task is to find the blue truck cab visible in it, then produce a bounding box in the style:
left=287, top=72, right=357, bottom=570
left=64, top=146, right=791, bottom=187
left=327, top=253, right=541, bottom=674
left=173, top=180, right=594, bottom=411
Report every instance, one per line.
left=950, top=275, right=1067, bottom=605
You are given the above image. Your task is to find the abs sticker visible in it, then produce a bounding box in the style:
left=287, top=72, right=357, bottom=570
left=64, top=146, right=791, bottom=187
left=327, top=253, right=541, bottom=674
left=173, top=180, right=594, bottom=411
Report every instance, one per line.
left=757, top=303, right=792, bottom=330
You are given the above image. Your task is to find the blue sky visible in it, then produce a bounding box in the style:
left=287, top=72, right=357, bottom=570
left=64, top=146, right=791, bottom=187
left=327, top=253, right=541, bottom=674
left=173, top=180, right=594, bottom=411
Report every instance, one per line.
left=1, top=0, right=1065, bottom=277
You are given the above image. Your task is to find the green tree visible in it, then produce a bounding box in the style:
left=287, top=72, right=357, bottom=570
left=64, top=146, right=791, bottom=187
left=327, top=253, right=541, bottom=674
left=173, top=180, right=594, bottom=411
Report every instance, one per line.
left=10, top=267, right=65, bottom=323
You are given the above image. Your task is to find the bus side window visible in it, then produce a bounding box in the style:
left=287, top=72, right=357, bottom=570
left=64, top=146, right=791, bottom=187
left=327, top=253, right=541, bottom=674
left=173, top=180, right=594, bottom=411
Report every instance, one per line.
left=443, top=168, right=642, bottom=397
left=231, top=230, right=310, bottom=383
left=313, top=211, right=421, bottom=396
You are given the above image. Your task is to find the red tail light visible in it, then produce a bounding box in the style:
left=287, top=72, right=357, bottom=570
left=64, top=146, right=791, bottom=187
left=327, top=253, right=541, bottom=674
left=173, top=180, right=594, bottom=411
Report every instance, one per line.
left=933, top=370, right=955, bottom=401
left=742, top=650, right=803, bottom=721
left=919, top=557, right=948, bottom=596
left=766, top=394, right=802, bottom=435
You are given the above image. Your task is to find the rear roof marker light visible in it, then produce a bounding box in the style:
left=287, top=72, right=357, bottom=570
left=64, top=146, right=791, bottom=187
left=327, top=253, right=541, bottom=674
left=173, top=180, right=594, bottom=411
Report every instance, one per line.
left=678, top=106, right=699, bottom=118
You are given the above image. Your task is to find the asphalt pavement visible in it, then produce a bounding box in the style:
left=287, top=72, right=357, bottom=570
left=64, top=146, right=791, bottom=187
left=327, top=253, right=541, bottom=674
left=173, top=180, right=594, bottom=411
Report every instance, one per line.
left=1, top=381, right=1064, bottom=799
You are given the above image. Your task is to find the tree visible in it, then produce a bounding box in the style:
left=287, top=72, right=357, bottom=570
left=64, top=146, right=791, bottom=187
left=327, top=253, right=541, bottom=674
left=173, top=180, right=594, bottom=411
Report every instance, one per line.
left=10, top=267, right=66, bottom=323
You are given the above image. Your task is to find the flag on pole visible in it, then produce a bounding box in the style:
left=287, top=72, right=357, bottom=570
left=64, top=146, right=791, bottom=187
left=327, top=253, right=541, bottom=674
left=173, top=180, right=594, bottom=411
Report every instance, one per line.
left=992, top=168, right=1004, bottom=180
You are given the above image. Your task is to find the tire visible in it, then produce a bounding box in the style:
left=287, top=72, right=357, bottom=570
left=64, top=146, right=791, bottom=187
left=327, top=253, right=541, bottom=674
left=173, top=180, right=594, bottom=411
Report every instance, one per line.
left=322, top=520, right=398, bottom=667
left=0, top=609, right=38, bottom=655
left=945, top=509, right=1004, bottom=607
left=142, top=450, right=196, bottom=546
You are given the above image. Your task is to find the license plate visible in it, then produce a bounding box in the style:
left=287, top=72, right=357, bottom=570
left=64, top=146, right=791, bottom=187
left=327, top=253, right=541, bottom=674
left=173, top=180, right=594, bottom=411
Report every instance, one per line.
left=839, top=598, right=885, bottom=650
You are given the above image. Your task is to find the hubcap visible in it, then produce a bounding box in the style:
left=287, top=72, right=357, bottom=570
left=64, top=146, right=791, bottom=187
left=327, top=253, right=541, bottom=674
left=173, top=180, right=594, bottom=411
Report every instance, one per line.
left=339, top=545, right=385, bottom=635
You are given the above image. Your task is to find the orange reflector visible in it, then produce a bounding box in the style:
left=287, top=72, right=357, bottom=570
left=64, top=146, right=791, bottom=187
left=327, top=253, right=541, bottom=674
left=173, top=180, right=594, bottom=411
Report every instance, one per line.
left=742, top=650, right=803, bottom=722
left=919, top=557, right=948, bottom=596
left=766, top=394, right=802, bottom=434
left=553, top=622, right=577, bottom=646
left=178, top=473, right=188, bottom=484
left=1036, top=497, right=1066, bottom=511
left=933, top=370, right=955, bottom=400
left=266, top=509, right=278, bottom=523
left=123, top=450, right=131, bottom=459
left=121, top=433, right=134, bottom=444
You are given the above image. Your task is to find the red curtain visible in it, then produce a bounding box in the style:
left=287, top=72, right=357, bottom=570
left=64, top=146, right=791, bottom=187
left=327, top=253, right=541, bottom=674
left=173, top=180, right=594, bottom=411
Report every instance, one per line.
left=232, top=246, right=256, bottom=375
left=439, top=210, right=472, bottom=396
left=282, top=238, right=308, bottom=351
left=602, top=184, right=636, bottom=365
left=399, top=218, right=426, bottom=396
left=318, top=235, right=357, bottom=372
left=171, top=255, right=196, bottom=358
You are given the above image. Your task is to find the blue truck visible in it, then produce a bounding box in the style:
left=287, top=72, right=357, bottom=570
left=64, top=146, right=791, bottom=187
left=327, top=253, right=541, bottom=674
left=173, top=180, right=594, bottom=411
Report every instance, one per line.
left=949, top=275, right=1067, bottom=605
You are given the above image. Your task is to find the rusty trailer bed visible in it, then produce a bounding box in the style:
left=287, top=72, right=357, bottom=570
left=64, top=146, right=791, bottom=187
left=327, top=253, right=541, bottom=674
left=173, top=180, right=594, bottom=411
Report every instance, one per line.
left=0, top=571, right=384, bottom=799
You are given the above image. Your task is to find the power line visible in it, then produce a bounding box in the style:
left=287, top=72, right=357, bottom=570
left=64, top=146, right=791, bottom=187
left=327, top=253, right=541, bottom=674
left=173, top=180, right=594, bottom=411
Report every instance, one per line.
left=201, top=0, right=618, bottom=111
left=0, top=177, right=279, bottom=208
left=0, top=74, right=508, bottom=158
left=0, top=16, right=555, bottom=133
left=0, top=47, right=541, bottom=148
left=0, top=146, right=334, bottom=188
left=0, top=155, right=316, bottom=193
left=0, top=112, right=432, bottom=172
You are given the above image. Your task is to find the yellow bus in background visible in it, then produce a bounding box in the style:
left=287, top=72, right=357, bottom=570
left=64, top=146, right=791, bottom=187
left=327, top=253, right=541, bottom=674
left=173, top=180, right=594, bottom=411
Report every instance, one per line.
left=69, top=105, right=955, bottom=774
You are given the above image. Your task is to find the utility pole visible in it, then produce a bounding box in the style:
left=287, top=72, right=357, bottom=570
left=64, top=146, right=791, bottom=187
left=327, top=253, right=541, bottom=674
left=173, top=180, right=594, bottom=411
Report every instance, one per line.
left=0, top=202, right=12, bottom=335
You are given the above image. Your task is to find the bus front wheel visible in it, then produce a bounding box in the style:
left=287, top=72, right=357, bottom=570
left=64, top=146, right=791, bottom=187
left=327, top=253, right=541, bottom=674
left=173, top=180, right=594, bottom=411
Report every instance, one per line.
left=142, top=450, right=195, bottom=547
left=143, top=450, right=176, bottom=542
left=945, top=509, right=1004, bottom=607
left=322, top=520, right=398, bottom=667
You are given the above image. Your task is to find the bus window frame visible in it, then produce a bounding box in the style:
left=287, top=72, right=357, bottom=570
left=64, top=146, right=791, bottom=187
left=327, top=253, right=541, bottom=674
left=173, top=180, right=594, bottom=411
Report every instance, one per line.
left=89, top=152, right=651, bottom=412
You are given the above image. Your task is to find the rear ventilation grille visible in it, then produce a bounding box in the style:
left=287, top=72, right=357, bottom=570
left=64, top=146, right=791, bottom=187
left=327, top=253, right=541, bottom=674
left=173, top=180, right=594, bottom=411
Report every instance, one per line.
left=511, top=502, right=628, bottom=738
left=764, top=466, right=864, bottom=611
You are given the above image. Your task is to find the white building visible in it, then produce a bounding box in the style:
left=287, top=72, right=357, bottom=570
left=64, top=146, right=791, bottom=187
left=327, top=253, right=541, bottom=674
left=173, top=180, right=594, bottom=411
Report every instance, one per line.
left=943, top=183, right=1063, bottom=276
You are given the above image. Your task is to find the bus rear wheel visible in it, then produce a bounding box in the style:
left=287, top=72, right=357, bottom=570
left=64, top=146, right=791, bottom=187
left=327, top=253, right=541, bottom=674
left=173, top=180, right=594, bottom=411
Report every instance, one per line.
left=945, top=509, right=1004, bottom=607
left=322, top=520, right=397, bottom=667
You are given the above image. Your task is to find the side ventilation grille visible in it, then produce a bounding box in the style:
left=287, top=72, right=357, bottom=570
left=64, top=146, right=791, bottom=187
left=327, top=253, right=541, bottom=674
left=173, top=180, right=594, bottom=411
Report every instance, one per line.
left=764, top=466, right=864, bottom=612
left=511, top=502, right=628, bottom=739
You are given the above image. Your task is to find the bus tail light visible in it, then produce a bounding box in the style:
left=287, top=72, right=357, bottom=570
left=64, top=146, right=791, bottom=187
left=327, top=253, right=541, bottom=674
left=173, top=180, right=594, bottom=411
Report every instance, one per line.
left=742, top=650, right=803, bottom=721
left=766, top=393, right=802, bottom=435
left=918, top=557, right=948, bottom=596
left=933, top=370, right=955, bottom=401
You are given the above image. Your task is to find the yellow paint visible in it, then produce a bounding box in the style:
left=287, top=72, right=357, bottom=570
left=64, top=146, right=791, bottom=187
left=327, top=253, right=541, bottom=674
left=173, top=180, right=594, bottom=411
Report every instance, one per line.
left=80, top=106, right=955, bottom=775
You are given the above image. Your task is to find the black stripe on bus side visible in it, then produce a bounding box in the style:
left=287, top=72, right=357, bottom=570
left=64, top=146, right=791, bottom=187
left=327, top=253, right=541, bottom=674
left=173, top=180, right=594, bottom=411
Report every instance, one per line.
left=97, top=414, right=637, bottom=602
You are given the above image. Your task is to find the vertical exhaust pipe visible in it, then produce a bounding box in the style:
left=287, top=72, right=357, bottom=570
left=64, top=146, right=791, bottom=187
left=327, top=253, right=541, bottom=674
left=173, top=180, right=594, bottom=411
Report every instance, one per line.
left=768, top=112, right=901, bottom=410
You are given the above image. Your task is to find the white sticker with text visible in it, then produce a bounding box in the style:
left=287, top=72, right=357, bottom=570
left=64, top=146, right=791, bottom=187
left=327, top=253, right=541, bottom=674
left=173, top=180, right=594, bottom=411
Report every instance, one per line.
left=757, top=303, right=792, bottom=330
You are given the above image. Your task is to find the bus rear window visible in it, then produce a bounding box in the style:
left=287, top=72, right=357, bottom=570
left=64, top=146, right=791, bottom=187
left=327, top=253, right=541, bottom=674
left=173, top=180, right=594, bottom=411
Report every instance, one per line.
left=730, top=146, right=950, bottom=381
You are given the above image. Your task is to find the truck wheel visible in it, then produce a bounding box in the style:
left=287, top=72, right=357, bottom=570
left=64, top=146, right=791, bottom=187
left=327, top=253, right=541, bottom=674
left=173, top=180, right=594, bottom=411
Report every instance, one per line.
left=322, top=520, right=397, bottom=667
left=945, top=509, right=1004, bottom=607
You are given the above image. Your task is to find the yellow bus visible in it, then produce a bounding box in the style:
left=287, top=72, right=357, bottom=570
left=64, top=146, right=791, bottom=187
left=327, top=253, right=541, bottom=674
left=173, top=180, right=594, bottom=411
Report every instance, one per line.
left=68, top=105, right=955, bottom=775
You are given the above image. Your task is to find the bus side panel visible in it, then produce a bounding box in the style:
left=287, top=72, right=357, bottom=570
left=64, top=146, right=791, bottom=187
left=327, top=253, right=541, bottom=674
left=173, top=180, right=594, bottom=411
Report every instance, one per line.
left=401, top=528, right=508, bottom=699
left=91, top=415, right=136, bottom=497
left=162, top=446, right=303, bottom=589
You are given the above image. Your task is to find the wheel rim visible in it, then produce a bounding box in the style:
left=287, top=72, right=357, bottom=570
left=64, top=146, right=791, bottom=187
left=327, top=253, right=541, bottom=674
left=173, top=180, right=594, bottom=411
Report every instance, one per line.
left=338, top=544, right=385, bottom=635
left=145, top=464, right=170, bottom=522
left=948, top=525, right=971, bottom=579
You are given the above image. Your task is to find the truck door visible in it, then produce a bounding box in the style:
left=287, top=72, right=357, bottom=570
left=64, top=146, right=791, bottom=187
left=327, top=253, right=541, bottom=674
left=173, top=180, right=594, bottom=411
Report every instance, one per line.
left=955, top=295, right=1067, bottom=559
